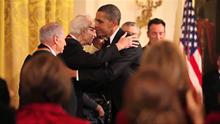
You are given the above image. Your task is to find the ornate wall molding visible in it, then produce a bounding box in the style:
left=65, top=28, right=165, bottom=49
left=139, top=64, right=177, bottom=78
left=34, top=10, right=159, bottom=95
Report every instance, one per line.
left=136, top=0, right=162, bottom=28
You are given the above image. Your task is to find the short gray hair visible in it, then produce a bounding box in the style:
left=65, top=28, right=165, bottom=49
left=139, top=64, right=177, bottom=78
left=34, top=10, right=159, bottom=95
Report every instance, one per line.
left=122, top=21, right=141, bottom=37
left=69, top=15, right=92, bottom=35
left=39, top=22, right=63, bottom=43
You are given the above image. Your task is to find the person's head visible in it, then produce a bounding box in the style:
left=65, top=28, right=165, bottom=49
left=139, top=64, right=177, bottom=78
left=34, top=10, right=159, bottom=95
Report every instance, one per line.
left=140, top=41, right=204, bottom=124
left=40, top=22, right=66, bottom=55
left=121, top=21, right=141, bottom=38
left=95, top=4, right=121, bottom=38
left=70, top=15, right=96, bottom=45
left=0, top=78, right=10, bottom=105
left=20, top=54, right=72, bottom=105
left=124, top=67, right=186, bottom=124
left=147, top=18, right=166, bottom=44
left=0, top=78, right=15, bottom=124
left=141, top=41, right=189, bottom=92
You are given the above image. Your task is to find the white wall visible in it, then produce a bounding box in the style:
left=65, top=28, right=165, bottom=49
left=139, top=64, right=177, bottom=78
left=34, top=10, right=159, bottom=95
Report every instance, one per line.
left=74, top=0, right=185, bottom=50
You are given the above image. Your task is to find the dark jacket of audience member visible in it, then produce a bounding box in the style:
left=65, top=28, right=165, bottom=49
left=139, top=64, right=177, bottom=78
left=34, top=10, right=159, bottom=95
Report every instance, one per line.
left=0, top=78, right=16, bottom=124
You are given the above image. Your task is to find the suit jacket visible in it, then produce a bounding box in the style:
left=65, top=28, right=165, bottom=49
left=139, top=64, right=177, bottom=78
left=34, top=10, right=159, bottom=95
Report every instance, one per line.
left=60, top=36, right=121, bottom=70
left=203, top=69, right=220, bottom=114
left=109, top=29, right=142, bottom=110
left=59, top=36, right=122, bottom=117
left=79, top=29, right=142, bottom=110
left=19, top=47, right=77, bottom=117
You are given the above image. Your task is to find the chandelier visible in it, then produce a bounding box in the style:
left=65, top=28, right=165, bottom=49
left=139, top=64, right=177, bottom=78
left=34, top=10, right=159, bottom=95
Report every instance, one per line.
left=136, top=0, right=162, bottom=28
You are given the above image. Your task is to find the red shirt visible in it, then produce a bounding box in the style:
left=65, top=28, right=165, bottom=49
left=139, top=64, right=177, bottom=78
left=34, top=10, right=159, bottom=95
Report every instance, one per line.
left=116, top=110, right=129, bottom=124
left=16, top=103, right=90, bottom=124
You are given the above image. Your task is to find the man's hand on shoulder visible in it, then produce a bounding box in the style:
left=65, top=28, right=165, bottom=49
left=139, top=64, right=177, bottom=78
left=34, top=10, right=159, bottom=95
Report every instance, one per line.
left=116, top=33, right=139, bottom=51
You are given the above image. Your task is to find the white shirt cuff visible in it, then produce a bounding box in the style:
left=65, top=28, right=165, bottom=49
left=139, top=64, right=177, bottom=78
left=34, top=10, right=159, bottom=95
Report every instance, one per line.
left=76, top=70, right=79, bottom=81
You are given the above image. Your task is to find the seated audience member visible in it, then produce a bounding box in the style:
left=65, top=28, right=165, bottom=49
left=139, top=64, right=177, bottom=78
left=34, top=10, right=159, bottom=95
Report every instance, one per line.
left=118, top=67, right=187, bottom=124
left=205, top=112, right=220, bottom=124
left=0, top=78, right=15, bottom=124
left=140, top=41, right=204, bottom=124
left=17, top=54, right=90, bottom=124
left=121, top=21, right=140, bottom=38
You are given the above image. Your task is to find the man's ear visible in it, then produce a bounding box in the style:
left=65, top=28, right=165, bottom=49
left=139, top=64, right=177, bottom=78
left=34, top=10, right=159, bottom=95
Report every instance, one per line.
left=111, top=20, right=118, bottom=27
left=53, top=35, right=59, bottom=45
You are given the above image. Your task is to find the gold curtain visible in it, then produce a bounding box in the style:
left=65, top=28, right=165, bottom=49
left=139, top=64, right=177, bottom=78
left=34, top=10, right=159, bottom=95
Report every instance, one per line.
left=0, top=0, right=74, bottom=108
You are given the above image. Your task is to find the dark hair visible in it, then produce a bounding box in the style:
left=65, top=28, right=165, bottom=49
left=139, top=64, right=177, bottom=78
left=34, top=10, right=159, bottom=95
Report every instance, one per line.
left=0, top=78, right=15, bottom=124
left=97, top=4, right=121, bottom=25
left=0, top=78, right=10, bottom=105
left=147, top=18, right=166, bottom=31
left=20, top=54, right=72, bottom=105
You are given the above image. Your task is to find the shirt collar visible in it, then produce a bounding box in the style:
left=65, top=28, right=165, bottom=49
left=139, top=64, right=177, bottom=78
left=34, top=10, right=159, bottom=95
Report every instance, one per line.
left=109, top=27, right=120, bottom=44
left=69, top=34, right=78, bottom=40
left=43, top=43, right=56, bottom=56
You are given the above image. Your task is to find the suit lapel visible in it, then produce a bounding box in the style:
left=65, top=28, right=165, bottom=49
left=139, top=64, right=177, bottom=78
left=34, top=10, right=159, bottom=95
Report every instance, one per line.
left=111, top=28, right=125, bottom=44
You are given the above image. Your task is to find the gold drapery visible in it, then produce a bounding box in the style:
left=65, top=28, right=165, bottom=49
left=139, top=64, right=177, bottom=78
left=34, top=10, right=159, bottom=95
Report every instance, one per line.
left=0, top=0, right=74, bottom=108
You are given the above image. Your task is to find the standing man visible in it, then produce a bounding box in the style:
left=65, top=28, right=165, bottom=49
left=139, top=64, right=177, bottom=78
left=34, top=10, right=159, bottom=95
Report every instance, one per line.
left=95, top=4, right=142, bottom=120
left=61, top=15, right=135, bottom=71
left=59, top=15, right=137, bottom=121
left=19, top=22, right=77, bottom=116
left=33, top=22, right=66, bottom=56
left=121, top=21, right=141, bottom=38
left=143, top=18, right=166, bottom=49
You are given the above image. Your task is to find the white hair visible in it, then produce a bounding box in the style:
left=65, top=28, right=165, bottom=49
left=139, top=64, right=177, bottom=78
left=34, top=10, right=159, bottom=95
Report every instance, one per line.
left=69, top=15, right=92, bottom=35
left=39, top=22, right=63, bottom=43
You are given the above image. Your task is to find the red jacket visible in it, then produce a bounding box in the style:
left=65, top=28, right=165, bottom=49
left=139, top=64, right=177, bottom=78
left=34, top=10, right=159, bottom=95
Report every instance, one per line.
left=116, top=110, right=129, bottom=124
left=16, top=103, right=90, bottom=124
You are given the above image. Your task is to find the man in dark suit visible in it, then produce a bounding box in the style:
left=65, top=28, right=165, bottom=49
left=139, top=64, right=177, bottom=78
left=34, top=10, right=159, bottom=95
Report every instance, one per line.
left=59, top=15, right=138, bottom=120
left=94, top=4, right=142, bottom=120
left=60, top=15, right=136, bottom=74
left=60, top=14, right=138, bottom=91
left=19, top=22, right=77, bottom=116
left=121, top=21, right=141, bottom=39
left=203, top=54, right=220, bottom=114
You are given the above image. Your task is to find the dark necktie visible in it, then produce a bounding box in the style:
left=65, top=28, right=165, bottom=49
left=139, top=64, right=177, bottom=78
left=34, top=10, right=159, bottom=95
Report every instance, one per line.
left=104, top=37, right=110, bottom=47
